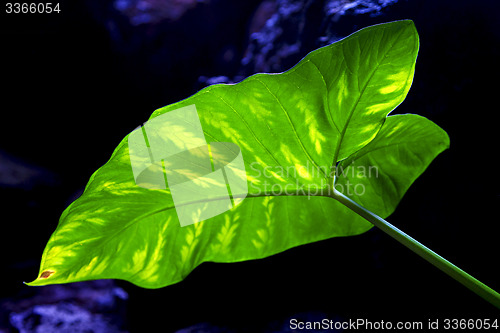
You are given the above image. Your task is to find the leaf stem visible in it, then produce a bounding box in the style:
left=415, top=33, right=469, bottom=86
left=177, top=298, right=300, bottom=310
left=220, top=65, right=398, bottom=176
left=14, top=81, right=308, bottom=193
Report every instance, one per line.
left=329, top=188, right=500, bottom=309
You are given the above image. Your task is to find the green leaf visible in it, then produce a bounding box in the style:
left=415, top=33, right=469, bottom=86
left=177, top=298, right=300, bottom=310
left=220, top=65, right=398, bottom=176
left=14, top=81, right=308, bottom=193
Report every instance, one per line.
left=28, top=20, right=440, bottom=289
left=336, top=114, right=450, bottom=218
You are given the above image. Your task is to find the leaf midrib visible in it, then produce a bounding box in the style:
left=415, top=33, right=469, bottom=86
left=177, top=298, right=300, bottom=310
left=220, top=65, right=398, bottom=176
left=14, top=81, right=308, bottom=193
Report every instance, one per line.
left=331, top=26, right=406, bottom=166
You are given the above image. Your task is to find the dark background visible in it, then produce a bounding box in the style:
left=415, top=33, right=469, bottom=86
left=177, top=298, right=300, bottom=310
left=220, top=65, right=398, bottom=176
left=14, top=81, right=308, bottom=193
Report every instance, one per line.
left=1, top=0, right=499, bottom=331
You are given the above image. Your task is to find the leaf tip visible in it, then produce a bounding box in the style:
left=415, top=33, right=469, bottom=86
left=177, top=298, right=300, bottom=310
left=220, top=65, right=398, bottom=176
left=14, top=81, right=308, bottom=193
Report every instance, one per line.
left=24, top=270, right=56, bottom=286
left=393, top=19, right=415, bottom=28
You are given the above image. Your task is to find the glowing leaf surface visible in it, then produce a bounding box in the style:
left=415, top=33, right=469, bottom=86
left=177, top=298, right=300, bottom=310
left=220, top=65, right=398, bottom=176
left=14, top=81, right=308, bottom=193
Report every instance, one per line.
left=28, top=21, right=449, bottom=288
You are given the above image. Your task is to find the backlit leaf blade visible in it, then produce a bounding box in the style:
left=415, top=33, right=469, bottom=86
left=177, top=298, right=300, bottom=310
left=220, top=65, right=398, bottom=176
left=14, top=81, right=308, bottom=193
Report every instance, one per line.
left=309, top=20, right=419, bottom=161
left=336, top=114, right=450, bottom=217
left=28, top=21, right=436, bottom=289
